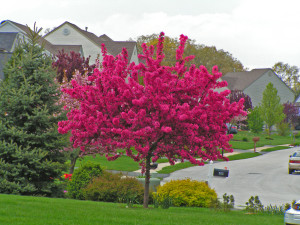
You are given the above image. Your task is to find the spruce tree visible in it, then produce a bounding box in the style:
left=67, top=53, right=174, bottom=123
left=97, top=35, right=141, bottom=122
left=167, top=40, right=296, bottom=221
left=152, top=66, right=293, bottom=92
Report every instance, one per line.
left=0, top=24, right=67, bottom=196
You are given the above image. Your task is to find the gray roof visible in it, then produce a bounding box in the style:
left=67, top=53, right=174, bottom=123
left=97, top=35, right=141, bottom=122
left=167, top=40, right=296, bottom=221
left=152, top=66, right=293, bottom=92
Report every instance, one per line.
left=222, top=69, right=271, bottom=90
left=0, top=32, right=18, bottom=52
left=52, top=45, right=82, bottom=55
left=0, top=52, right=12, bottom=80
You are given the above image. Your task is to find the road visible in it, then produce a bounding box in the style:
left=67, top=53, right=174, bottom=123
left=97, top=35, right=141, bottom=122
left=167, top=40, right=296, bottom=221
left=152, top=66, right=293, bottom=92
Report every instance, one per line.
left=161, top=147, right=300, bottom=208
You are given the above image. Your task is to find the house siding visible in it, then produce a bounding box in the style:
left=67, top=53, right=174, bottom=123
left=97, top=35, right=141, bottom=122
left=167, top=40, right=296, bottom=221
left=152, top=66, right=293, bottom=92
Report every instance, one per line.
left=129, top=45, right=139, bottom=64
left=244, top=70, right=295, bottom=107
left=0, top=23, right=21, bottom=33
left=44, top=24, right=102, bottom=63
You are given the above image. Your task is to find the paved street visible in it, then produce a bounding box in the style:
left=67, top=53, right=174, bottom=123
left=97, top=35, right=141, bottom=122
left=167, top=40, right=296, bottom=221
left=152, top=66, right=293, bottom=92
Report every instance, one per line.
left=162, top=146, right=300, bottom=209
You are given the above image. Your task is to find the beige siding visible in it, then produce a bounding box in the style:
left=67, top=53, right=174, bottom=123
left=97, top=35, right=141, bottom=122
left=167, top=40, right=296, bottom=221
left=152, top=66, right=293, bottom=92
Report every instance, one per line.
left=44, top=24, right=102, bottom=64
left=244, top=70, right=295, bottom=107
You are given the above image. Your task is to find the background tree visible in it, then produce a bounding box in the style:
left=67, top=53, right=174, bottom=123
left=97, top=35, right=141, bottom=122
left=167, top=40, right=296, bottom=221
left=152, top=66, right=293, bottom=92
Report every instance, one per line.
left=228, top=90, right=252, bottom=111
left=272, top=62, right=300, bottom=95
left=0, top=24, right=67, bottom=196
left=247, top=107, right=264, bottom=133
left=52, top=50, right=96, bottom=83
left=259, top=83, right=285, bottom=136
left=283, top=102, right=299, bottom=128
left=228, top=90, right=252, bottom=129
left=58, top=71, right=93, bottom=174
left=136, top=33, right=246, bottom=75
left=58, top=33, right=245, bottom=208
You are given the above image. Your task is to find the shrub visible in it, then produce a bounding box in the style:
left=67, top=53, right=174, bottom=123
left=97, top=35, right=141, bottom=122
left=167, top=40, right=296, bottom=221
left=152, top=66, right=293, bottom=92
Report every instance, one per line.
left=67, top=161, right=103, bottom=200
left=245, top=196, right=263, bottom=213
left=83, top=171, right=144, bottom=204
left=242, top=137, right=248, bottom=142
left=154, top=179, right=217, bottom=208
left=210, top=193, right=234, bottom=212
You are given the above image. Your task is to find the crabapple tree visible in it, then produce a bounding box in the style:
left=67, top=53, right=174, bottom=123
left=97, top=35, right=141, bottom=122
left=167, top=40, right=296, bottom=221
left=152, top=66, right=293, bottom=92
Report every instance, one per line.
left=58, top=33, right=246, bottom=208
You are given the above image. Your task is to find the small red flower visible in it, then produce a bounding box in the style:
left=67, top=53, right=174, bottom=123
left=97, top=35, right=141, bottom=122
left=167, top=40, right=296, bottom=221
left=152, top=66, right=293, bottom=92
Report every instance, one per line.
left=63, top=173, right=72, bottom=180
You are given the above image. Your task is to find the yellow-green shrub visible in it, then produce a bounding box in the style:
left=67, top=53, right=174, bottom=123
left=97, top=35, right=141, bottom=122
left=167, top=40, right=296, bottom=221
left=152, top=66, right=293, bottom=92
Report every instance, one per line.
left=154, top=178, right=217, bottom=207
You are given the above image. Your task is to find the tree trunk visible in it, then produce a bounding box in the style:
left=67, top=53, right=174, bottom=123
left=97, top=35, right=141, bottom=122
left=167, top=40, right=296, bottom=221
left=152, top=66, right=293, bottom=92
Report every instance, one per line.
left=143, top=154, right=151, bottom=208
left=69, top=154, right=79, bottom=174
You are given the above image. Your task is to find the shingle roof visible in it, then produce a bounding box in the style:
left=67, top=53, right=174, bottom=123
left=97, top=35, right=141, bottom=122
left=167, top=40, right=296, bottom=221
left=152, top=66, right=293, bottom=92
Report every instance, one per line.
left=222, top=69, right=271, bottom=90
left=99, top=34, right=113, bottom=42
left=101, top=41, right=136, bottom=61
left=52, top=45, right=82, bottom=55
left=0, top=32, right=18, bottom=52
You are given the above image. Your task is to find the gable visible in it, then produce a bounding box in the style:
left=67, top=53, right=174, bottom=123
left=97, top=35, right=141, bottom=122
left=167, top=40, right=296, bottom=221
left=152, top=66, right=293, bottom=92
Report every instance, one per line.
left=0, top=21, right=23, bottom=33
left=44, top=23, right=102, bottom=63
left=222, top=69, right=270, bottom=90
left=244, top=70, right=295, bottom=107
left=45, top=21, right=138, bottom=64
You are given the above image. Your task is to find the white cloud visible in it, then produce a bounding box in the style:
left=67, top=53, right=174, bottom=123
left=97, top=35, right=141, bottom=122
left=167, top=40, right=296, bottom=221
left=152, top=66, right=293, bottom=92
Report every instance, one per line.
left=1, top=0, right=300, bottom=70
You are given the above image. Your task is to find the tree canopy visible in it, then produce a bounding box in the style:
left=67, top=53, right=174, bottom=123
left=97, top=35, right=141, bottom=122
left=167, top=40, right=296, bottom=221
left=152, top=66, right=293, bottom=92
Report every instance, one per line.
left=58, top=32, right=245, bottom=207
left=0, top=24, right=67, bottom=196
left=259, top=82, right=285, bottom=135
left=272, top=61, right=300, bottom=95
left=136, top=33, right=246, bottom=75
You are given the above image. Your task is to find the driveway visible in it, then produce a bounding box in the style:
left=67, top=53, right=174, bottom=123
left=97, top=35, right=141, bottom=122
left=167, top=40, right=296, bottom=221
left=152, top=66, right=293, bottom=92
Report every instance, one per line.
left=162, top=147, right=300, bottom=208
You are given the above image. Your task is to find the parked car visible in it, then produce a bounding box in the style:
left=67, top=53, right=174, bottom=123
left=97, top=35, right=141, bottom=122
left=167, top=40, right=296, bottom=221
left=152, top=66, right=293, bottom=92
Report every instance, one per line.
left=285, top=200, right=300, bottom=224
left=288, top=151, right=300, bottom=174
left=226, top=123, right=238, bottom=134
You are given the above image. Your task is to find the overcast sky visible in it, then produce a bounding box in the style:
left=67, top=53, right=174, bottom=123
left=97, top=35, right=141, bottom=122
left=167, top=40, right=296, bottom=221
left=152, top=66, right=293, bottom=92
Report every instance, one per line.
left=1, top=0, right=300, bottom=70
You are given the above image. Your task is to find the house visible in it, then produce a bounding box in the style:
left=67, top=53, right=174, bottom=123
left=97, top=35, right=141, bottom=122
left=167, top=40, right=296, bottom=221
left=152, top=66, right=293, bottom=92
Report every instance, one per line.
left=221, top=68, right=295, bottom=107
left=0, top=20, right=139, bottom=79
left=43, top=21, right=139, bottom=65
left=0, top=32, right=19, bottom=79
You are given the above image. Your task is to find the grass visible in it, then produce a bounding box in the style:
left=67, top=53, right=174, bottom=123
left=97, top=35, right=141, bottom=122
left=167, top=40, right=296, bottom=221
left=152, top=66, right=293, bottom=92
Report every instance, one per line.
left=226, top=152, right=261, bottom=161
left=156, top=153, right=262, bottom=174
left=76, top=155, right=140, bottom=172
left=230, top=131, right=294, bottom=150
left=0, top=194, right=283, bottom=225
left=261, top=146, right=290, bottom=152
left=157, top=161, right=196, bottom=174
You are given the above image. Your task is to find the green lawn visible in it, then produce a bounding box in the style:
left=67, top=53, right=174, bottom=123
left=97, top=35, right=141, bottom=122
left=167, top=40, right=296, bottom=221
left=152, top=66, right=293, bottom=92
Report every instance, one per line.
left=156, top=152, right=262, bottom=174
left=261, top=146, right=290, bottom=152
left=76, top=155, right=140, bottom=171
left=226, top=152, right=261, bottom=160
left=0, top=194, right=283, bottom=225
left=230, top=131, right=294, bottom=150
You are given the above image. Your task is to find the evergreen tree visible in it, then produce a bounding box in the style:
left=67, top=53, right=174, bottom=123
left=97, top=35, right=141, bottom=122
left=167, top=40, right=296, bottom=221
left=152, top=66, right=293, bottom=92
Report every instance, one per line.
left=259, top=83, right=285, bottom=136
left=0, top=24, right=67, bottom=196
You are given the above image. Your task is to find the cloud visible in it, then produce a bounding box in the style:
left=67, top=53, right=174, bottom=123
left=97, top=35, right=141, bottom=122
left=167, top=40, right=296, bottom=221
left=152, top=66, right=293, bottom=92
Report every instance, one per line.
left=1, top=0, right=300, bottom=69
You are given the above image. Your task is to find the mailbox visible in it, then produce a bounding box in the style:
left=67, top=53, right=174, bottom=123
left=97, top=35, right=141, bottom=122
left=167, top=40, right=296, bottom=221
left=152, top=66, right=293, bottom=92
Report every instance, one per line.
left=213, top=168, right=229, bottom=177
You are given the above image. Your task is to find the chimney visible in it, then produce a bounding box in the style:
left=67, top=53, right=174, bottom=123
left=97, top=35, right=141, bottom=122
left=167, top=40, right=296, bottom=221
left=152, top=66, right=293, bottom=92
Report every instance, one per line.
left=85, top=27, right=88, bottom=31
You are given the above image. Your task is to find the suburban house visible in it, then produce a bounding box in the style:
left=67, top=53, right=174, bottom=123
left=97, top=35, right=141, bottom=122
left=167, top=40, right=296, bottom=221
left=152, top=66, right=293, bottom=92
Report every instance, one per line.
left=44, top=21, right=139, bottom=65
left=221, top=68, right=295, bottom=107
left=0, top=20, right=139, bottom=79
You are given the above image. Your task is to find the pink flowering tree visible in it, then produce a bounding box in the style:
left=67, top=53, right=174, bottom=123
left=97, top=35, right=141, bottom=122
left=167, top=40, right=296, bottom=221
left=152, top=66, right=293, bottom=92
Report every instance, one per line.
left=58, top=70, right=95, bottom=174
left=58, top=33, right=245, bottom=208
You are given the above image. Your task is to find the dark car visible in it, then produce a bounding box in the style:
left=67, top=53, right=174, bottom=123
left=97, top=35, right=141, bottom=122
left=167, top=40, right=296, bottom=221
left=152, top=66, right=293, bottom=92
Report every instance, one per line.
left=226, top=123, right=238, bottom=134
